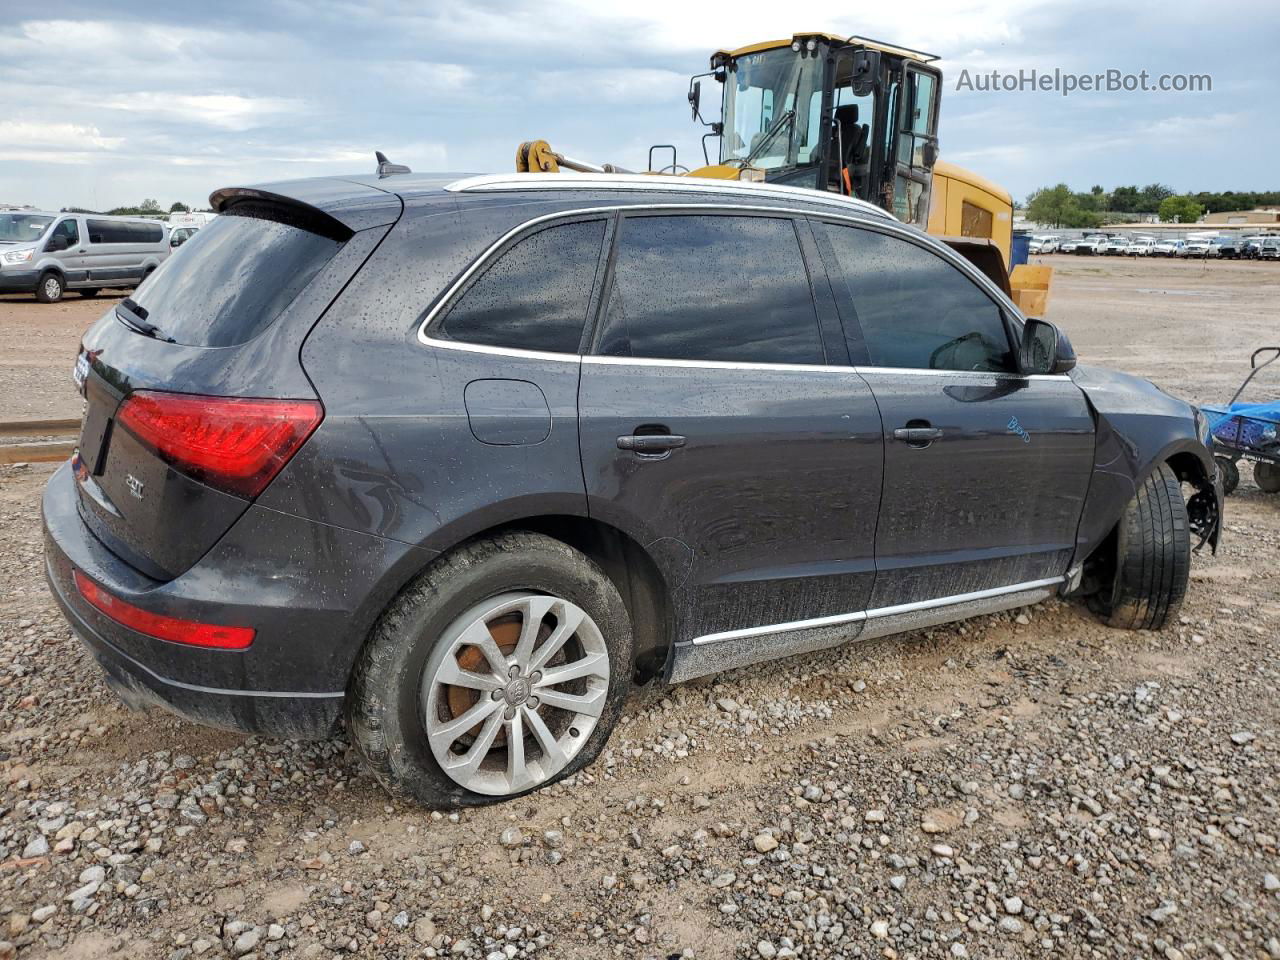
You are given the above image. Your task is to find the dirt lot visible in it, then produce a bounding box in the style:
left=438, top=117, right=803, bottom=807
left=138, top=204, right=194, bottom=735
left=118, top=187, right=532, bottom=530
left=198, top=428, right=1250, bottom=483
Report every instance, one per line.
left=0, top=257, right=1278, bottom=960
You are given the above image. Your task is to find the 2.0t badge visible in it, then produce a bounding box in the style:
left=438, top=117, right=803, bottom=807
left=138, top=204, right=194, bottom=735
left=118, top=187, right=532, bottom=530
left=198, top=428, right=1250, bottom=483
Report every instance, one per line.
left=124, top=474, right=145, bottom=500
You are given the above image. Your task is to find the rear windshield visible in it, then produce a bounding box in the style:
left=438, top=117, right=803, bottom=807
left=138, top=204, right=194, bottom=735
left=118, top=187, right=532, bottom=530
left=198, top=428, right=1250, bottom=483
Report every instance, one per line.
left=128, top=202, right=345, bottom=347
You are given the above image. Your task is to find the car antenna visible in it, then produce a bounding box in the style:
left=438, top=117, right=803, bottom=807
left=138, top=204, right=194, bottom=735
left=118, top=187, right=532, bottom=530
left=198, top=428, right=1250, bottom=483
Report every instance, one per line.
left=375, top=151, right=411, bottom=178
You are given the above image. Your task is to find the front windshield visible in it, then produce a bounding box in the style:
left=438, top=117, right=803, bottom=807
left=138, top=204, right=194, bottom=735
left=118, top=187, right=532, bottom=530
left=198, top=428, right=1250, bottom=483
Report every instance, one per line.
left=0, top=214, right=54, bottom=244
left=722, top=48, right=825, bottom=170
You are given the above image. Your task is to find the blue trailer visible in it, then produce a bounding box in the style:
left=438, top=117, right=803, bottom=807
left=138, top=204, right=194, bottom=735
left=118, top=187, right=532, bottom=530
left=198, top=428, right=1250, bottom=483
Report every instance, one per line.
left=1201, top=347, right=1280, bottom=495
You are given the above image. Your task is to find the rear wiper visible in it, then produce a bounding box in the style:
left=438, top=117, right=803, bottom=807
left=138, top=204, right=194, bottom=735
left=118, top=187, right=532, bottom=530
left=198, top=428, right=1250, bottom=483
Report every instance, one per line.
left=116, top=300, right=175, bottom=342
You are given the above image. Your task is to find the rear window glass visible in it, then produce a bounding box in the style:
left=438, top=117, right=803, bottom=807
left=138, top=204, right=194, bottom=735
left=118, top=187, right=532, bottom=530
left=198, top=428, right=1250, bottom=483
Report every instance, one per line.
left=128, top=203, right=344, bottom=348
left=87, top=219, right=164, bottom=244
left=437, top=219, right=606, bottom=354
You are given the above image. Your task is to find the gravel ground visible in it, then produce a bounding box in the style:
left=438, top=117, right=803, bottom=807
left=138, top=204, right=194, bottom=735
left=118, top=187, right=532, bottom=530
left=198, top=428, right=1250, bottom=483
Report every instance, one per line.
left=0, top=256, right=1278, bottom=959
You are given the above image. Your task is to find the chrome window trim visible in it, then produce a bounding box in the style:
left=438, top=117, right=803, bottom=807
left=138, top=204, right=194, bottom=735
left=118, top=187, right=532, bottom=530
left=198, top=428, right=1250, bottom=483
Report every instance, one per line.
left=689, top=576, right=1065, bottom=646
left=583, top=355, right=839, bottom=373
left=414, top=202, right=1072, bottom=384
left=443, top=172, right=894, bottom=221
left=855, top=366, right=1072, bottom=382
left=419, top=335, right=580, bottom=363
left=416, top=202, right=886, bottom=348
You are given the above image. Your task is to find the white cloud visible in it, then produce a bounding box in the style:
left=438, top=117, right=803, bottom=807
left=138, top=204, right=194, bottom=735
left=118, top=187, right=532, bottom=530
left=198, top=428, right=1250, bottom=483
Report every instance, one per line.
left=0, top=121, right=122, bottom=151
left=89, top=93, right=305, bottom=131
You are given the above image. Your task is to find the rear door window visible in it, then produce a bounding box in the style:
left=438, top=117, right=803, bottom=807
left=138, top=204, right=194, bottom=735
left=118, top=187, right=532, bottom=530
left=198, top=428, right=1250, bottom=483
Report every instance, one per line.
left=820, top=223, right=1013, bottom=372
left=126, top=203, right=346, bottom=347
left=436, top=219, right=607, bottom=355
left=597, top=214, right=824, bottom=364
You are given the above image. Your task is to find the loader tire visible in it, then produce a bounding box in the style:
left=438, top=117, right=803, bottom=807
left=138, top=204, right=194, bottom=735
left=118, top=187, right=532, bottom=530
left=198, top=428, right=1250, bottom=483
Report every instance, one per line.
left=1092, top=463, right=1190, bottom=631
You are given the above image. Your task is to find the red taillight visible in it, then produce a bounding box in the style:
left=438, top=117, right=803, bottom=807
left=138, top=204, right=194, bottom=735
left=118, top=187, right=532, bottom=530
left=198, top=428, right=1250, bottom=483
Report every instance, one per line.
left=73, top=570, right=255, bottom=650
left=116, top=392, right=323, bottom=498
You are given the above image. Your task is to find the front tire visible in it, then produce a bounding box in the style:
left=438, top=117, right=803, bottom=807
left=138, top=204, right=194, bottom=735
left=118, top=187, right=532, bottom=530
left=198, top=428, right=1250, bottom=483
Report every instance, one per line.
left=1092, top=463, right=1190, bottom=630
left=347, top=532, right=633, bottom=808
left=35, top=272, right=63, bottom=303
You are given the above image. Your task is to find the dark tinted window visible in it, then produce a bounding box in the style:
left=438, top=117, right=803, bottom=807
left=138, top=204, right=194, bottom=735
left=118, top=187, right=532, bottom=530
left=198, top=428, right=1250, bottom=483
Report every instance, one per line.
left=439, top=219, right=605, bottom=354
left=821, top=224, right=1012, bottom=372
left=128, top=204, right=343, bottom=347
left=87, top=219, right=163, bottom=244
left=599, top=215, right=823, bottom=364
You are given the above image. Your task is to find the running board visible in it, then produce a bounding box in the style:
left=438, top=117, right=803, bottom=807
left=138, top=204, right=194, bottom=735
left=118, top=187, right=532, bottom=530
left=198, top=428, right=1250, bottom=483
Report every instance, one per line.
left=668, top=577, right=1062, bottom=683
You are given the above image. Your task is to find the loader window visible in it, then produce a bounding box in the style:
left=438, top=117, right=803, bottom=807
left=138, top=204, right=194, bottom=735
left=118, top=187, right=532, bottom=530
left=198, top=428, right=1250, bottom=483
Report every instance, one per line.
left=821, top=223, right=1012, bottom=373
left=722, top=47, right=825, bottom=170
left=598, top=214, right=823, bottom=365
left=438, top=219, right=606, bottom=355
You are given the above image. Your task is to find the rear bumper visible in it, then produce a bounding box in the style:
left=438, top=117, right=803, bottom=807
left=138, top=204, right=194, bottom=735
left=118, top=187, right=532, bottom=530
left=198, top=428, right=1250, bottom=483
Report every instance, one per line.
left=0, top=269, right=39, bottom=293
left=42, top=460, right=432, bottom=739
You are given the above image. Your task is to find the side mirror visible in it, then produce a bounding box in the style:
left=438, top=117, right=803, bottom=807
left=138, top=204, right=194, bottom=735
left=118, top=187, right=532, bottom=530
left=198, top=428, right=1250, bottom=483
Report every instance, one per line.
left=45, top=235, right=68, bottom=252
left=1020, top=318, right=1076, bottom=375
left=921, top=140, right=939, bottom=168
left=851, top=49, right=880, bottom=96
left=170, top=235, right=184, bottom=247
left=688, top=80, right=702, bottom=121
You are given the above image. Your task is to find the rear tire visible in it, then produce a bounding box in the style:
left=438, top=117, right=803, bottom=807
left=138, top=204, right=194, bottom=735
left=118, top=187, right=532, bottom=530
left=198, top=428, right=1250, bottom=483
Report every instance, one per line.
left=1255, top=461, right=1280, bottom=493
left=347, top=531, right=633, bottom=808
left=1216, top=456, right=1240, bottom=496
left=35, top=272, right=63, bottom=303
left=1092, top=463, right=1190, bottom=630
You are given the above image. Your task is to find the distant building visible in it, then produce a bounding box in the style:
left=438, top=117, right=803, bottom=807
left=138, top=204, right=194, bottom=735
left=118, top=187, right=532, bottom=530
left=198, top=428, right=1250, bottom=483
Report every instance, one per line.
left=1203, top=207, right=1280, bottom=225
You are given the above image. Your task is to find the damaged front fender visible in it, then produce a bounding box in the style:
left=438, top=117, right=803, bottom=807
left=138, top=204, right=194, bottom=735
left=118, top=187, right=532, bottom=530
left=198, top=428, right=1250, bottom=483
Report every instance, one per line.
left=1069, top=364, right=1221, bottom=571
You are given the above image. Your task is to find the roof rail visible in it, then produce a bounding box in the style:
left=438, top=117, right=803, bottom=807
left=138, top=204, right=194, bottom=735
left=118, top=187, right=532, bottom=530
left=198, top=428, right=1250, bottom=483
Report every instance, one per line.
left=443, top=172, right=895, bottom=220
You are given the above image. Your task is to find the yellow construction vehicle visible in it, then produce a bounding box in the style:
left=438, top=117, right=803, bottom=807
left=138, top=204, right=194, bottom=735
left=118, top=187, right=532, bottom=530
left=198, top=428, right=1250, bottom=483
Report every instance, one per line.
left=517, top=32, right=1050, bottom=314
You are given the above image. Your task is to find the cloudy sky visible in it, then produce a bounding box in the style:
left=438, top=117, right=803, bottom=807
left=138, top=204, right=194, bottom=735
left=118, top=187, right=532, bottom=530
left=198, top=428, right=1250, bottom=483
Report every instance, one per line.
left=1, top=0, right=1275, bottom=211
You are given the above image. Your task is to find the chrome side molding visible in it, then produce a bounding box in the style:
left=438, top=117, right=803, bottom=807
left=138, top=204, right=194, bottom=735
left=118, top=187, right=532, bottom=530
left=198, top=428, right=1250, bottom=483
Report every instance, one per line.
left=670, top=577, right=1064, bottom=683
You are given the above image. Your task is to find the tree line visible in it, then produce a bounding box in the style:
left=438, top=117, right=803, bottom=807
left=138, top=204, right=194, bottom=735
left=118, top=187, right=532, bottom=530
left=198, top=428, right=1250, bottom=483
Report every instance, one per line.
left=1025, top=183, right=1280, bottom=228
left=60, top=200, right=208, bottom=216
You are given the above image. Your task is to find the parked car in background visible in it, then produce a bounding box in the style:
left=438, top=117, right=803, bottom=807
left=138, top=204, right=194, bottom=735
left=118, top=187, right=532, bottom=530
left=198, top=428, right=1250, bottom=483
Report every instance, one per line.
left=1057, top=236, right=1083, bottom=254
left=42, top=170, right=1222, bottom=807
left=1259, top=239, right=1280, bottom=261
left=1074, top=234, right=1109, bottom=255
left=167, top=211, right=217, bottom=229
left=1125, top=237, right=1157, bottom=256
left=1241, top=236, right=1269, bottom=259
left=1030, top=235, right=1060, bottom=254
left=169, top=226, right=200, bottom=248
left=1212, top=236, right=1242, bottom=259
left=1103, top=237, right=1131, bottom=256
left=1152, top=239, right=1185, bottom=257
left=0, top=211, right=170, bottom=302
left=1179, top=239, right=1219, bottom=258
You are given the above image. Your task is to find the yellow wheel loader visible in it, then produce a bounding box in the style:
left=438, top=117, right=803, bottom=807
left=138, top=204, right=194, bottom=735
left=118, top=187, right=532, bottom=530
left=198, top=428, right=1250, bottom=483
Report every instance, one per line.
left=517, top=33, right=1050, bottom=314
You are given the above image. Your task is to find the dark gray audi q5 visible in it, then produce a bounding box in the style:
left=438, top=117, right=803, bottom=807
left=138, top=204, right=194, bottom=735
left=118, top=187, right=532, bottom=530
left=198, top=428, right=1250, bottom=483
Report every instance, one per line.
left=43, top=170, right=1222, bottom=807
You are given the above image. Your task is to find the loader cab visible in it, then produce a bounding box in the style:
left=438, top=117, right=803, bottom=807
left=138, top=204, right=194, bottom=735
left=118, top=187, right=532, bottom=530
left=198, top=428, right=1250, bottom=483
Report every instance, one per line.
left=694, top=34, right=942, bottom=229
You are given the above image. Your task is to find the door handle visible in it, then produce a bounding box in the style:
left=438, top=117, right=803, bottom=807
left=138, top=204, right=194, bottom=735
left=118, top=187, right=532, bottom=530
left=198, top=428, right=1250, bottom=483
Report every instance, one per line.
left=892, top=426, right=943, bottom=446
left=617, top=434, right=686, bottom=453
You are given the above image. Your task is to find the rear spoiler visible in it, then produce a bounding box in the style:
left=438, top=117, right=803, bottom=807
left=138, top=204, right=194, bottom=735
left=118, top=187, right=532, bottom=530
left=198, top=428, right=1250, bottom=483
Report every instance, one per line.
left=209, top=178, right=402, bottom=234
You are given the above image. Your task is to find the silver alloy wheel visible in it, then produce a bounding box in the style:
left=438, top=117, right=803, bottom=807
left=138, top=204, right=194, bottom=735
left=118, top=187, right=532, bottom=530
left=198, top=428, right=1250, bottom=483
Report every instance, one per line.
left=43, top=277, right=60, bottom=300
left=421, top=592, right=610, bottom=796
